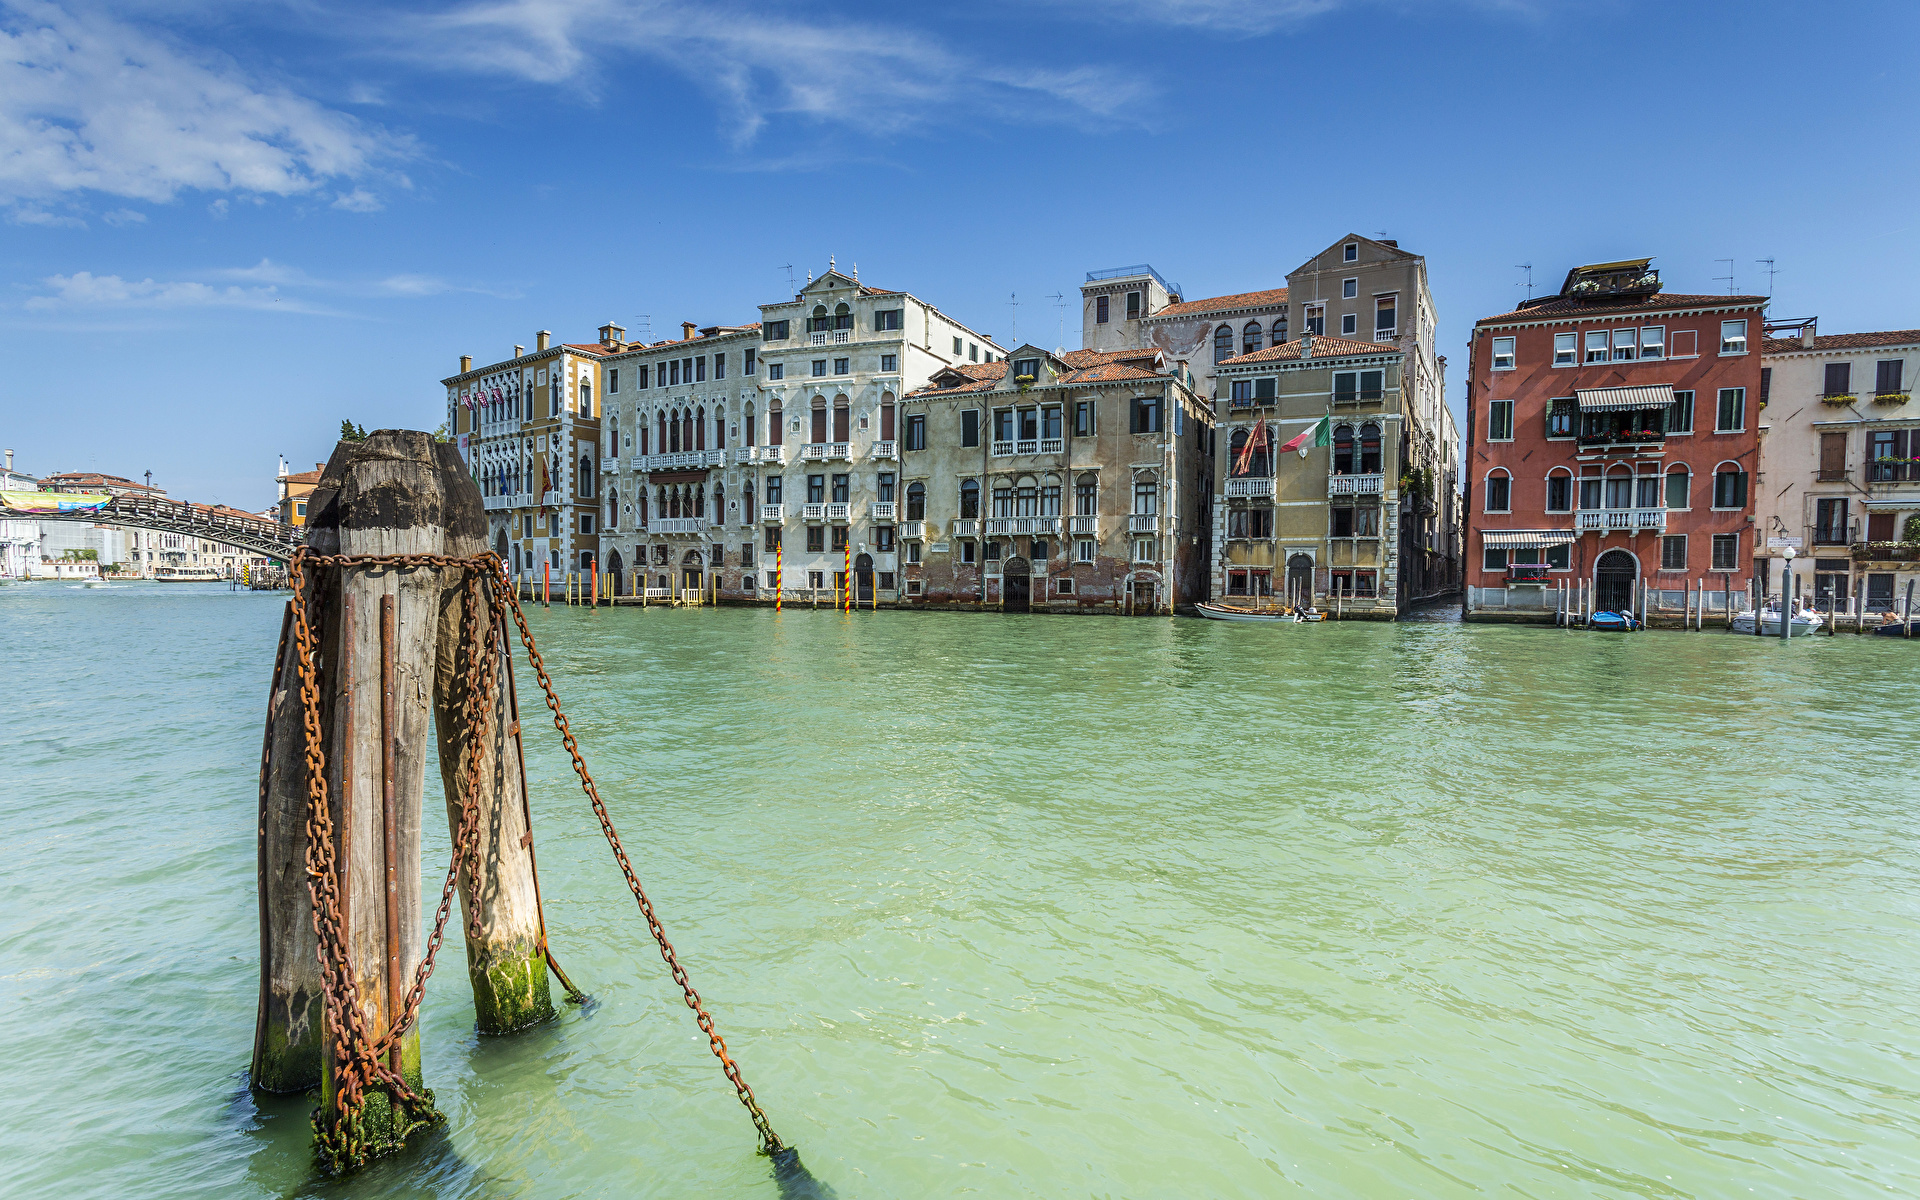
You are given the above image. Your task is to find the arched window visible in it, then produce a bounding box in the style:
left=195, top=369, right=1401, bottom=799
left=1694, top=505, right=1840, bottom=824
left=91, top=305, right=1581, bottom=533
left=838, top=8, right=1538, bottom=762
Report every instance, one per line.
left=810, top=304, right=829, bottom=333
left=1230, top=428, right=1249, bottom=475
left=1484, top=468, right=1511, bottom=513
left=1015, top=475, right=1038, bottom=517
left=769, top=400, right=783, bottom=446
left=609, top=414, right=619, bottom=458
left=1545, top=466, right=1574, bottom=513
left=1604, top=464, right=1634, bottom=510
left=1665, top=464, right=1691, bottom=510
left=834, top=302, right=853, bottom=331
left=1272, top=315, right=1288, bottom=344
left=607, top=486, right=618, bottom=530
left=695, top=483, right=706, bottom=518
left=683, top=409, right=696, bottom=452
left=657, top=411, right=667, bottom=452
left=696, top=406, right=707, bottom=451
left=880, top=393, right=896, bottom=441
left=579, top=455, right=593, bottom=498
left=833, top=396, right=850, bottom=442
left=811, top=396, right=828, bottom=443
left=959, top=478, right=980, bottom=519
left=745, top=402, right=757, bottom=447
left=742, top=479, right=755, bottom=522
left=1332, top=423, right=1356, bottom=475
left=906, top=481, right=926, bottom=520
left=1213, top=324, right=1235, bottom=363
left=1243, top=321, right=1262, bottom=355
left=714, top=482, right=725, bottom=522
left=1359, top=422, right=1382, bottom=474
left=668, top=409, right=681, bottom=452
left=638, top=491, right=647, bottom=528
left=1712, top=461, right=1748, bottom=509
left=579, top=378, right=592, bottom=416
left=1075, top=472, right=1098, bottom=515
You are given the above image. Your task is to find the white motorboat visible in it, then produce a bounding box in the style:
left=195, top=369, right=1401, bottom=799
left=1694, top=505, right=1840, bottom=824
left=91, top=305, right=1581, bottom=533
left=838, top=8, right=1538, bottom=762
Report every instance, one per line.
left=153, top=566, right=223, bottom=583
left=1195, top=601, right=1321, bottom=623
left=1731, top=600, right=1824, bottom=636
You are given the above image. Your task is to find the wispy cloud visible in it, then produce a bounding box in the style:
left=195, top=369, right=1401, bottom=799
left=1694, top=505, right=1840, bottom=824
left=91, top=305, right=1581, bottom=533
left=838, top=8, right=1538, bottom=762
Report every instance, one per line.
left=391, top=0, right=1155, bottom=145
left=1042, top=0, right=1539, bottom=35
left=0, top=1, right=411, bottom=211
left=21, top=257, right=518, bottom=313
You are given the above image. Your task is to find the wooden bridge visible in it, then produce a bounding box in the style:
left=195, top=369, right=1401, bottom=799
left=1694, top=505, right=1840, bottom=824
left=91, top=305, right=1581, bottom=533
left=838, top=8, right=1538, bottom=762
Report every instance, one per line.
left=1, top=492, right=304, bottom=560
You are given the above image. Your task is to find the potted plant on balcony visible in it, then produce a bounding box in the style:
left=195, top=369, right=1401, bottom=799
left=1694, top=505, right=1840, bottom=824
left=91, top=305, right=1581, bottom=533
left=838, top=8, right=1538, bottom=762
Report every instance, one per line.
left=1820, top=393, right=1856, bottom=406
left=1874, top=391, right=1911, bottom=405
left=1015, top=374, right=1036, bottom=392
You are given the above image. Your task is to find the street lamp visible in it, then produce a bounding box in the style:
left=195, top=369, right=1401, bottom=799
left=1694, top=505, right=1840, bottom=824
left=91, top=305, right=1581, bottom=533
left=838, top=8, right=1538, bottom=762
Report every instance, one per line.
left=1781, top=545, right=1796, bottom=640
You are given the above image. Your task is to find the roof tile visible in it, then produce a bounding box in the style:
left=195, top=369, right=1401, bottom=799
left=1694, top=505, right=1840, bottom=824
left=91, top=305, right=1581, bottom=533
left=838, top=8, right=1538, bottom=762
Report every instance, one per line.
left=1477, top=292, right=1767, bottom=323
left=1152, top=287, right=1289, bottom=319
left=1219, top=334, right=1398, bottom=365
left=1761, top=328, right=1920, bottom=354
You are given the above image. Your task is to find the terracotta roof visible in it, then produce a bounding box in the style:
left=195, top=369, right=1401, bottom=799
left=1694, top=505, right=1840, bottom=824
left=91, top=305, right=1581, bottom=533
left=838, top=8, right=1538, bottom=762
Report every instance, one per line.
left=1761, top=329, right=1920, bottom=354
left=1477, top=293, right=1767, bottom=324
left=912, top=362, right=1011, bottom=395
left=280, top=468, right=324, bottom=485
left=1220, top=334, right=1398, bottom=365
left=1152, top=287, right=1289, bottom=319
left=1056, top=347, right=1161, bottom=369
left=908, top=353, right=1172, bottom=396
left=860, top=286, right=899, bottom=296
left=1059, top=363, right=1162, bottom=383
left=560, top=343, right=612, bottom=356
left=41, top=472, right=162, bottom=492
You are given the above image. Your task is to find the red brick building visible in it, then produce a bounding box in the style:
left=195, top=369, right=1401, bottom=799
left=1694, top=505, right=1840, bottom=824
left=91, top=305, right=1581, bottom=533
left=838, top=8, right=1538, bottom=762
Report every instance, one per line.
left=1464, top=260, right=1767, bottom=617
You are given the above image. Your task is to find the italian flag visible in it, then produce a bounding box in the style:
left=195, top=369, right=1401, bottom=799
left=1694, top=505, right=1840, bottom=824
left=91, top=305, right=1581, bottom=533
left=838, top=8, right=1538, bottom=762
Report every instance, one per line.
left=1279, top=416, right=1330, bottom=456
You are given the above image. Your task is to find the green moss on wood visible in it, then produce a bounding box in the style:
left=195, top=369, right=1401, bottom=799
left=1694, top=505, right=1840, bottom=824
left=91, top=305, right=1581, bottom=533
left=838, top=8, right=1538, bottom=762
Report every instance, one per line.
left=253, top=989, right=323, bottom=1093
left=470, top=940, right=555, bottom=1034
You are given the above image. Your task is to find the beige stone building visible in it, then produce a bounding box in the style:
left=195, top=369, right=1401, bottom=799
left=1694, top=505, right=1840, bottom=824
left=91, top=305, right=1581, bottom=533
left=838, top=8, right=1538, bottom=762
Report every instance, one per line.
left=445, top=329, right=609, bottom=581
left=897, top=344, right=1212, bottom=613
left=1211, top=334, right=1405, bottom=613
left=1079, top=234, right=1460, bottom=606
left=1757, top=321, right=1920, bottom=613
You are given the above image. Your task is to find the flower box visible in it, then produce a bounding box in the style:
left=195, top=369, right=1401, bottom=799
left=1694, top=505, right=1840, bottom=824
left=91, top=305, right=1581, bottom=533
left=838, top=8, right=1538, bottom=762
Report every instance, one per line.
left=1873, top=392, right=1911, bottom=405
left=1820, top=393, right=1857, bottom=406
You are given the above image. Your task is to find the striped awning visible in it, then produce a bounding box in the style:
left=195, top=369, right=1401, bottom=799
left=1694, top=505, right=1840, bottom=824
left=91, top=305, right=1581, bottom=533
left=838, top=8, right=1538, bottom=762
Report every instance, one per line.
left=1576, top=384, right=1675, bottom=411
left=1481, top=529, right=1577, bottom=549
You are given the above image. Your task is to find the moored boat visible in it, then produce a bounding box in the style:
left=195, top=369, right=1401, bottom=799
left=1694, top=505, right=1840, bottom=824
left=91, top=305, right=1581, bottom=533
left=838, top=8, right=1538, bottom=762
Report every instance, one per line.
left=1195, top=601, right=1319, bottom=623
left=1589, top=609, right=1640, bottom=632
left=1869, top=618, right=1920, bottom=637
left=153, top=566, right=223, bottom=583
left=1730, top=600, right=1823, bottom=636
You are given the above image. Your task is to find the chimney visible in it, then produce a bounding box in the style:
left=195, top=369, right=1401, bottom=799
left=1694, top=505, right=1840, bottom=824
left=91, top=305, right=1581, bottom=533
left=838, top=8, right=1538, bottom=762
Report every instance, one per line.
left=3, top=449, right=11, bottom=471
left=1300, top=335, right=1313, bottom=360
left=1802, top=318, right=1817, bottom=349
left=599, top=321, right=625, bottom=348
left=460, top=354, right=472, bottom=373
left=536, top=330, right=551, bottom=352
left=514, top=344, right=524, bottom=357
left=682, top=321, right=697, bottom=341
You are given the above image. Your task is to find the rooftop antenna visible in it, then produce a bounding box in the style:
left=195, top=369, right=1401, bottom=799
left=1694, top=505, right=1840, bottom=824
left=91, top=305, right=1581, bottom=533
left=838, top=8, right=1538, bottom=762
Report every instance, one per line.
left=1714, top=258, right=1736, bottom=295
left=1008, top=292, right=1019, bottom=344
left=1047, top=291, right=1066, bottom=350
left=632, top=314, right=652, bottom=342
left=780, top=264, right=796, bottom=291
left=1515, top=262, right=1534, bottom=298
left=1757, top=258, right=1777, bottom=298
left=1375, top=230, right=1389, bottom=239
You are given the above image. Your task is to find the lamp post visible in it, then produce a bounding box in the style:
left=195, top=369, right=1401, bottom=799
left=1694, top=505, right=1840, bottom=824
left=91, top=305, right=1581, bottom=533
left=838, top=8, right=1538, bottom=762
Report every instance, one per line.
left=1781, top=545, right=1795, bottom=640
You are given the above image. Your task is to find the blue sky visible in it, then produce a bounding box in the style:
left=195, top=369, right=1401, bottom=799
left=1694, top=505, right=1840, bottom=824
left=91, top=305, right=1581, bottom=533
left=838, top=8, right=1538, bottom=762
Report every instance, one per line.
left=4, top=0, right=1916, bottom=509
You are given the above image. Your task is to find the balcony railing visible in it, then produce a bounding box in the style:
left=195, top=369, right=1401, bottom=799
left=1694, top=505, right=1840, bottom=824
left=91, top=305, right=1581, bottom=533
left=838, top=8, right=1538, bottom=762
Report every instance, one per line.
left=1869, top=460, right=1920, bottom=483
left=900, top=520, right=926, bottom=540
left=1575, top=431, right=1666, bottom=451
left=1068, top=515, right=1098, bottom=535
left=1040, top=438, right=1063, bottom=454
left=1328, top=473, right=1384, bottom=496
left=761, top=504, right=785, bottom=523
left=1372, top=327, right=1398, bottom=342
left=991, top=440, right=1014, bottom=456
left=1225, top=477, right=1275, bottom=498
left=482, top=494, right=513, bottom=511
left=1574, top=508, right=1667, bottom=532
left=1853, top=541, right=1920, bottom=562
left=600, top=456, right=619, bottom=474
left=753, top=445, right=785, bottom=464
left=828, top=442, right=850, bottom=460
left=731, top=448, right=753, bottom=465
left=808, top=330, right=852, bottom=346
left=826, top=503, right=850, bottom=523
left=803, top=503, right=825, bottom=522
left=640, top=450, right=725, bottom=470
left=801, top=444, right=825, bottom=460
left=984, top=516, right=1062, bottom=536
left=1333, top=390, right=1387, bottom=406
left=628, top=456, right=647, bottom=472
left=1016, top=439, right=1037, bottom=454
left=652, top=517, right=705, bottom=535
left=952, top=519, right=979, bottom=538
left=1817, top=469, right=1850, bottom=482
left=872, top=440, right=896, bottom=459
left=871, top=502, right=896, bottom=520
left=1129, top=514, right=1160, bottom=533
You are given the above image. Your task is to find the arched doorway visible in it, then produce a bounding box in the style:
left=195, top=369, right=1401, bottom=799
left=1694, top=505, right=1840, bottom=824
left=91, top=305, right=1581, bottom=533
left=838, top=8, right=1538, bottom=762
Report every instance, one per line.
left=606, top=549, right=624, bottom=598
left=1003, top=556, right=1031, bottom=612
left=1286, top=553, right=1314, bottom=606
left=854, top=552, right=874, bottom=605
left=1595, top=549, right=1637, bottom=612
left=680, top=548, right=704, bottom=597
left=495, top=528, right=509, bottom=570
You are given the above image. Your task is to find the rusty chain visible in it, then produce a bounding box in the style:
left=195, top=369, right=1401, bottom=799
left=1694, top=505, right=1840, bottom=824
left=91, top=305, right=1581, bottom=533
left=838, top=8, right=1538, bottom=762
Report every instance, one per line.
left=287, top=547, right=784, bottom=1174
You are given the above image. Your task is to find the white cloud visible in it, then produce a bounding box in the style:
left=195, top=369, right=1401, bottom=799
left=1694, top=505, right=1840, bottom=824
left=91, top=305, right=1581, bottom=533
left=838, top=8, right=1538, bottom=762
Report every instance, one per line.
left=331, top=187, right=383, bottom=212
left=0, top=1, right=409, bottom=205
left=23, top=270, right=344, bottom=313
left=9, top=205, right=82, bottom=226
left=394, top=0, right=1154, bottom=144
left=101, top=207, right=145, bottom=225
left=1055, top=0, right=1539, bottom=34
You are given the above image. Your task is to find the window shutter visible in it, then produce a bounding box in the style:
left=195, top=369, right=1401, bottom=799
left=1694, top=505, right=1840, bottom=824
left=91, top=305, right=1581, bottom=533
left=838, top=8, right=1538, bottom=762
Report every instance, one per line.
left=1825, top=362, right=1851, bottom=394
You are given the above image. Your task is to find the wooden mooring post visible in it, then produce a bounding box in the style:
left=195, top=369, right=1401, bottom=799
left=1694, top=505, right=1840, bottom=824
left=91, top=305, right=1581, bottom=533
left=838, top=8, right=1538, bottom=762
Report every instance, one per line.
left=251, top=431, right=556, bottom=1165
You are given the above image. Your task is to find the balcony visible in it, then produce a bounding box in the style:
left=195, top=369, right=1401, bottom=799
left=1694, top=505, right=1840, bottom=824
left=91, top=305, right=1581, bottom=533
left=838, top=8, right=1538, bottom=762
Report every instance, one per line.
left=984, top=516, right=1062, bottom=536
left=871, top=501, right=897, bottom=520
left=1225, top=477, right=1275, bottom=498
left=900, top=520, right=926, bottom=540
left=1129, top=514, right=1160, bottom=533
left=1068, top=515, right=1098, bottom=535
left=753, top=445, right=785, bottom=464
left=828, top=442, right=850, bottom=460
left=826, top=503, right=850, bottom=523
left=803, top=503, right=825, bottom=522
left=799, top=443, right=850, bottom=461
left=1575, top=431, right=1666, bottom=454
left=1372, top=327, right=1398, bottom=342
left=1507, top=563, right=1553, bottom=582
left=642, top=450, right=725, bottom=471
left=482, top=494, right=513, bottom=511
left=761, top=504, right=785, bottom=523
left=652, top=517, right=705, bottom=535
left=952, top=519, right=979, bottom=538
left=871, top=440, right=896, bottom=459
left=1332, top=389, right=1387, bottom=408
left=600, top=456, right=619, bottom=474
left=991, top=440, right=1014, bottom=456
left=1853, top=541, right=1920, bottom=562
left=1040, top=438, right=1063, bottom=454
left=1817, top=469, right=1850, bottom=482
left=1328, top=473, right=1384, bottom=496
left=731, top=448, right=753, bottom=465
left=1869, top=460, right=1920, bottom=483
left=628, top=456, right=647, bottom=473
left=1574, top=508, right=1667, bottom=532
left=1874, top=391, right=1911, bottom=406
left=808, top=330, right=852, bottom=346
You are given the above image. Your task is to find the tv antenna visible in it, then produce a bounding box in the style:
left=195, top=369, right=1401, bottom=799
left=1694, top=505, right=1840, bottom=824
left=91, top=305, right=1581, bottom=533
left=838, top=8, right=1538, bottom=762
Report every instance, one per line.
left=1756, top=258, right=1777, bottom=297
left=781, top=264, right=796, bottom=292
left=632, top=314, right=652, bottom=342
left=1008, top=292, right=1019, bottom=345
left=1714, top=259, right=1736, bottom=295
left=1515, top=263, right=1534, bottom=298
left=1047, top=291, right=1066, bottom=350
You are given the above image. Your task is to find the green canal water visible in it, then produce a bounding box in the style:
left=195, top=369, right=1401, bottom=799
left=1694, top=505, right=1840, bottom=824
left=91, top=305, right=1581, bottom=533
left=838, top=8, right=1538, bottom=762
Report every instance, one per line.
left=3, top=581, right=1918, bottom=1199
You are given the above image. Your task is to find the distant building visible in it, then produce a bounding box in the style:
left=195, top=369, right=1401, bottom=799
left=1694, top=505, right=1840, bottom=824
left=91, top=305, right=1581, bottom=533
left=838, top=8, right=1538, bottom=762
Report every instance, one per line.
left=276, top=460, right=325, bottom=526
left=1, top=448, right=42, bottom=576
left=1464, top=259, right=1766, bottom=619
left=1757, top=322, right=1920, bottom=612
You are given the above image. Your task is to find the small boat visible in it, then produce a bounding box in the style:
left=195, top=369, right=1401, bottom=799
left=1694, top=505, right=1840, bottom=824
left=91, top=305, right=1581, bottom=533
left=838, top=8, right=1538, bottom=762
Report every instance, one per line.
left=153, top=566, right=223, bottom=583
left=1730, top=600, right=1823, bottom=636
left=1870, top=618, right=1920, bottom=637
left=1589, top=609, right=1639, bottom=632
left=1196, top=601, right=1316, bottom=623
